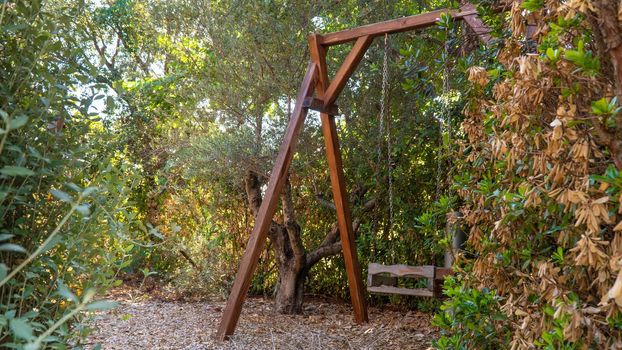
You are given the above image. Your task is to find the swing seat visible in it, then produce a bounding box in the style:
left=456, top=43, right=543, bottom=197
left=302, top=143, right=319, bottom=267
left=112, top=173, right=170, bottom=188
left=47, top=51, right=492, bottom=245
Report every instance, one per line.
left=366, top=263, right=452, bottom=298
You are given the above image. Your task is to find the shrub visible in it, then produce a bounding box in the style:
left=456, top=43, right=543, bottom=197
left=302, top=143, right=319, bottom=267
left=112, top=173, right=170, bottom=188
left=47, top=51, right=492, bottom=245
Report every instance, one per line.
left=433, top=277, right=510, bottom=349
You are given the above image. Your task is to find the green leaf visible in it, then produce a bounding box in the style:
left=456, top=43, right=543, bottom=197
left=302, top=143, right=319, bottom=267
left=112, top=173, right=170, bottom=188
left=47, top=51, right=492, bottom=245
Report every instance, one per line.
left=8, top=115, right=28, bottom=130
left=82, top=187, right=98, bottom=197
left=40, top=235, right=62, bottom=254
left=50, top=189, right=72, bottom=203
left=56, top=281, right=79, bottom=303
left=106, top=96, right=115, bottom=109
left=0, top=233, right=15, bottom=242
left=66, top=183, right=82, bottom=192
left=76, top=204, right=90, bottom=216
left=85, top=300, right=118, bottom=311
left=0, top=243, right=27, bottom=254
left=82, top=288, right=97, bottom=303
left=591, top=97, right=620, bottom=115
left=24, top=343, right=40, bottom=350
left=0, top=263, right=7, bottom=280
left=592, top=97, right=610, bottom=115
left=9, top=318, right=34, bottom=340
left=545, top=48, right=559, bottom=62
left=3, top=23, right=29, bottom=32
left=0, top=166, right=35, bottom=177
left=521, top=0, right=544, bottom=11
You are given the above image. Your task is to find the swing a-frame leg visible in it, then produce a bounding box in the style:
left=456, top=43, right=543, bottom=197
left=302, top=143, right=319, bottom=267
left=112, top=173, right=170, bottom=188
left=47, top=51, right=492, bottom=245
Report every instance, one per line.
left=216, top=62, right=319, bottom=340
left=309, top=34, right=372, bottom=324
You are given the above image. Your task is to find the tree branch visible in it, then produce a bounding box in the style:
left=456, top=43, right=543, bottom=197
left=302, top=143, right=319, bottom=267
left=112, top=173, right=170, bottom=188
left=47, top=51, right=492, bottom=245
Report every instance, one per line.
left=281, top=177, right=305, bottom=269
left=306, top=218, right=362, bottom=268
left=244, top=170, right=263, bottom=216
left=315, top=194, right=336, bottom=210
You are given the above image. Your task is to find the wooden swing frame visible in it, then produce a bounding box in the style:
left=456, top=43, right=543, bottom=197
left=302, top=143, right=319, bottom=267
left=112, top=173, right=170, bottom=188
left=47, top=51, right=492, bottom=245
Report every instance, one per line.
left=216, top=4, right=493, bottom=340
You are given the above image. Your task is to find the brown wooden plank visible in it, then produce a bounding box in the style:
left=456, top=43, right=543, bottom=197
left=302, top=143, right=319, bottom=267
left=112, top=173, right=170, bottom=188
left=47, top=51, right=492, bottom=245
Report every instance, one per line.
left=318, top=8, right=479, bottom=46
left=216, top=62, right=318, bottom=340
left=322, top=35, right=373, bottom=107
left=302, top=97, right=339, bottom=115
left=434, top=267, right=454, bottom=298
left=308, top=34, right=330, bottom=90
left=368, top=286, right=435, bottom=297
left=368, top=263, right=435, bottom=279
left=309, top=37, right=368, bottom=324
left=435, top=267, right=453, bottom=280
left=460, top=3, right=492, bottom=43
left=320, top=113, right=368, bottom=323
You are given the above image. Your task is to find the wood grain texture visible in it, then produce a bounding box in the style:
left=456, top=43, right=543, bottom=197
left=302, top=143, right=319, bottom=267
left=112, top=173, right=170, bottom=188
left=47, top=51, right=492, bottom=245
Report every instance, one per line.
left=460, top=3, right=492, bottom=43
left=216, top=62, right=318, bottom=340
left=367, top=286, right=435, bottom=297
left=302, top=97, right=339, bottom=115
left=368, top=263, right=435, bottom=279
left=318, top=8, right=479, bottom=46
left=434, top=267, right=453, bottom=280
left=322, top=35, right=373, bottom=107
left=309, top=36, right=369, bottom=324
left=320, top=114, right=368, bottom=323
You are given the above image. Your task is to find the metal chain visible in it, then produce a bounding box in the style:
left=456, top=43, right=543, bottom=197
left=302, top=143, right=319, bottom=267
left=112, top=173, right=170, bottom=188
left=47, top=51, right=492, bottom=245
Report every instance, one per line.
left=377, top=33, right=393, bottom=235
left=383, top=34, right=394, bottom=231
left=436, top=29, right=451, bottom=201
left=377, top=43, right=385, bottom=182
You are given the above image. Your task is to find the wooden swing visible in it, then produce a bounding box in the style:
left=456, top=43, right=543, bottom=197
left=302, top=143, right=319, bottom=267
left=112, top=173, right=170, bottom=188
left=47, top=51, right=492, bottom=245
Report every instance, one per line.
left=366, top=27, right=460, bottom=300
left=216, top=3, right=494, bottom=340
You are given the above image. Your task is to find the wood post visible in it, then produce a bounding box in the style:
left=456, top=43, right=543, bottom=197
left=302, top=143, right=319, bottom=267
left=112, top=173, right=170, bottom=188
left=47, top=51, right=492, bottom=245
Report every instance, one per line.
left=460, top=3, right=492, bottom=43
left=319, top=114, right=368, bottom=323
left=216, top=62, right=318, bottom=340
left=322, top=36, right=374, bottom=107
left=309, top=34, right=369, bottom=324
left=317, top=7, right=486, bottom=46
left=444, top=211, right=465, bottom=268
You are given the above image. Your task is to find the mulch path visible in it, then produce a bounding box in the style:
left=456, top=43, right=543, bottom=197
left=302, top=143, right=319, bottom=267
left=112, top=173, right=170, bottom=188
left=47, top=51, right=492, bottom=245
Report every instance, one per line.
left=80, top=287, right=437, bottom=349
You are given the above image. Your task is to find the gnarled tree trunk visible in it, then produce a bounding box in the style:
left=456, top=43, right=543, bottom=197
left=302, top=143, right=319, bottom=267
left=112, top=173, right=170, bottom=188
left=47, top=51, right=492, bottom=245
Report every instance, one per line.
left=243, top=170, right=374, bottom=314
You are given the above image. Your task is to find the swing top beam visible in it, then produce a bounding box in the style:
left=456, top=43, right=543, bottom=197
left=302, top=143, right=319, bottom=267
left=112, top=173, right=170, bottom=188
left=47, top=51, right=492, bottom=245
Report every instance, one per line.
left=317, top=7, right=479, bottom=46
left=216, top=3, right=496, bottom=341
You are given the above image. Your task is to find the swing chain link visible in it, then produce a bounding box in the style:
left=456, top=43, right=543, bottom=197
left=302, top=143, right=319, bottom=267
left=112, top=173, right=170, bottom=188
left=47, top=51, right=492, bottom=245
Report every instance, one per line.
left=384, top=34, right=394, bottom=230
left=378, top=33, right=394, bottom=231
left=436, top=27, right=451, bottom=201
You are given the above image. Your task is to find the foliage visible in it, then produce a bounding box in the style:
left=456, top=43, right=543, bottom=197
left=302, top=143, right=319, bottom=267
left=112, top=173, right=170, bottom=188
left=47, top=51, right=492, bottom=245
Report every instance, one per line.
left=433, top=277, right=509, bottom=350
left=94, top=0, right=466, bottom=302
left=0, top=0, right=147, bottom=348
left=435, top=0, right=622, bottom=348
left=14, top=0, right=622, bottom=347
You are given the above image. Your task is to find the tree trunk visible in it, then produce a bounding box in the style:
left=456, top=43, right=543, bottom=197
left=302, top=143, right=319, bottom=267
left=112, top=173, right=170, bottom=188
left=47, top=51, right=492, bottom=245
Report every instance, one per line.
left=275, top=261, right=307, bottom=314
left=244, top=171, right=307, bottom=313
left=243, top=170, right=375, bottom=314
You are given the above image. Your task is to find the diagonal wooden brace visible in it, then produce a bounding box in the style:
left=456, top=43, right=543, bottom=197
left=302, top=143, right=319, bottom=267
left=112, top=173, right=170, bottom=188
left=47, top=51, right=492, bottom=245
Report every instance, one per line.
left=460, top=3, right=492, bottom=43
left=216, top=62, right=318, bottom=340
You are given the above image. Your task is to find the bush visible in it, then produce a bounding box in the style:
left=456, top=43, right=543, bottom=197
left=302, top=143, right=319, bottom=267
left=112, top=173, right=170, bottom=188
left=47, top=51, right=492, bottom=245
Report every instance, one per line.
left=0, top=1, right=145, bottom=348
left=433, top=277, right=510, bottom=350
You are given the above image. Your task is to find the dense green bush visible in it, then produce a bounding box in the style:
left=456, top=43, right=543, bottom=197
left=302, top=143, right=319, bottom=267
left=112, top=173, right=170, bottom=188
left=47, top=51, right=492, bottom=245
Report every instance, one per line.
left=433, top=277, right=509, bottom=349
left=434, top=0, right=622, bottom=348
left=0, top=1, right=147, bottom=348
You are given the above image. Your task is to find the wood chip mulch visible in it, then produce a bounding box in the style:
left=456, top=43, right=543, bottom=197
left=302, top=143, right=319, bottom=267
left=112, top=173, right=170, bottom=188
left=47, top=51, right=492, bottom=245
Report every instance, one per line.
left=79, top=287, right=437, bottom=349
